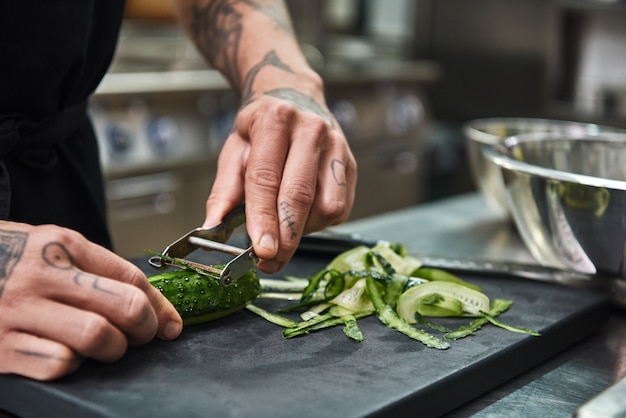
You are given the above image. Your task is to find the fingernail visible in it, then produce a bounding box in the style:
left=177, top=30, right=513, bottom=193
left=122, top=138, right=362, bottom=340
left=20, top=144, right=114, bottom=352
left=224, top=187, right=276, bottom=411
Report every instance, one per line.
left=259, top=234, right=276, bottom=252
left=163, top=320, right=182, bottom=339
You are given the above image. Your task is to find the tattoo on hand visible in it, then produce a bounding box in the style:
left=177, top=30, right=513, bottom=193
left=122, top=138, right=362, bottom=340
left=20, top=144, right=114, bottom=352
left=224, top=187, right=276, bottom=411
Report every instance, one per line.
left=241, top=50, right=293, bottom=106
left=0, top=229, right=27, bottom=298
left=331, top=159, right=347, bottom=186
left=279, top=201, right=297, bottom=240
left=15, top=348, right=81, bottom=365
left=264, top=88, right=334, bottom=127
left=42, top=242, right=118, bottom=296
left=190, top=0, right=293, bottom=88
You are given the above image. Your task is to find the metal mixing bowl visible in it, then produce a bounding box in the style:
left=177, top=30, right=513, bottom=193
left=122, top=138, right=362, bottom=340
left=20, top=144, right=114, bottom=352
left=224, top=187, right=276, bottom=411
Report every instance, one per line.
left=464, top=118, right=626, bottom=218
left=482, top=131, right=626, bottom=281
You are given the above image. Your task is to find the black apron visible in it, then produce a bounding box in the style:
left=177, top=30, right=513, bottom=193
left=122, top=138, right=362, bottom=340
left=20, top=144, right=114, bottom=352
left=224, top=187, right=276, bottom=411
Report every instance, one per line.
left=0, top=0, right=126, bottom=249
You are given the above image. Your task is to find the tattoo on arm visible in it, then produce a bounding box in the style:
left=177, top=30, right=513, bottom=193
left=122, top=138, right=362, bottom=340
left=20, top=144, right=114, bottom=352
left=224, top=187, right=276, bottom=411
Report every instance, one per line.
left=0, top=229, right=27, bottom=298
left=42, top=242, right=118, bottom=296
left=264, top=88, right=334, bottom=127
left=279, top=201, right=297, bottom=240
left=241, top=50, right=293, bottom=106
left=189, top=0, right=293, bottom=88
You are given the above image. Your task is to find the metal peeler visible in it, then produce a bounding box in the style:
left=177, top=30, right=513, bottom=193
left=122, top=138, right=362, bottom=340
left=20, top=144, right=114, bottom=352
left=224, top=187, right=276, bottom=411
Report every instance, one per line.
left=148, top=204, right=257, bottom=286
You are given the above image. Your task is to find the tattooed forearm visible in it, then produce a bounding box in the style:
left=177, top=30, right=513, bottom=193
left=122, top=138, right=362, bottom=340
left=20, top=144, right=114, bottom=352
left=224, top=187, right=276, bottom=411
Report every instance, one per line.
left=190, top=0, right=244, bottom=86
left=241, top=50, right=293, bottom=105
left=264, top=88, right=334, bottom=127
left=279, top=201, right=297, bottom=240
left=0, top=229, right=27, bottom=298
left=189, top=0, right=293, bottom=88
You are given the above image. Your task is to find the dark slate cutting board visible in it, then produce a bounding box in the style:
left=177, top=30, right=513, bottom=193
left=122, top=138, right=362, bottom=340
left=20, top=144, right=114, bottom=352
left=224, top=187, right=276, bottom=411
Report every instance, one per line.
left=0, top=254, right=610, bottom=418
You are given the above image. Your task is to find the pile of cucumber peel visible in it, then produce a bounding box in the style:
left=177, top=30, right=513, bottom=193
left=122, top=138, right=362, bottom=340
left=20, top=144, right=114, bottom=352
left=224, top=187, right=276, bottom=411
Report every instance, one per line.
left=249, top=242, right=540, bottom=349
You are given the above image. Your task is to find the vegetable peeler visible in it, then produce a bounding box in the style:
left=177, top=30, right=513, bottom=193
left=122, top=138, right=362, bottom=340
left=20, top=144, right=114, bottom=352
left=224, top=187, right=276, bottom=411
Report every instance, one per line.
left=148, top=204, right=257, bottom=286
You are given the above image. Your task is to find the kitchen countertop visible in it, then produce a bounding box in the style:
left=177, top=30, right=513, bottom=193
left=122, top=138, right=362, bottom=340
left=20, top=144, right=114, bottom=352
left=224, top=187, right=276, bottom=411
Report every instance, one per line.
left=0, top=193, right=621, bottom=417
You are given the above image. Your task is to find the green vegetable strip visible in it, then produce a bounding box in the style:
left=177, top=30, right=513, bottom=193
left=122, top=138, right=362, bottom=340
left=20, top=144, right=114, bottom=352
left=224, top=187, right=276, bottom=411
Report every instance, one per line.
left=324, top=274, right=345, bottom=300
left=365, top=277, right=450, bottom=350
left=246, top=304, right=299, bottom=328
left=370, top=251, right=396, bottom=276
left=300, top=269, right=336, bottom=302
left=444, top=298, right=540, bottom=340
left=283, top=311, right=373, bottom=339
left=413, top=267, right=482, bottom=291
left=481, top=312, right=541, bottom=336
left=259, top=278, right=308, bottom=293
left=283, top=312, right=336, bottom=338
left=445, top=299, right=511, bottom=340
left=383, top=273, right=408, bottom=309
left=342, top=314, right=365, bottom=342
left=414, top=313, right=451, bottom=333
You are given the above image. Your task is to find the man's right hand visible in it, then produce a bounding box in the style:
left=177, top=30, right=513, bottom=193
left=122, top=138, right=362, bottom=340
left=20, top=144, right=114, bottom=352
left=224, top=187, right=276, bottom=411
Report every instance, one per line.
left=0, top=221, right=183, bottom=381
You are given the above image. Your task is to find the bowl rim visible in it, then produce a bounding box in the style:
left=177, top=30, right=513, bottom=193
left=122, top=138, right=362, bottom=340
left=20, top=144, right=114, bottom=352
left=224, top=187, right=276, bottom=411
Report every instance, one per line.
left=482, top=131, right=626, bottom=191
left=463, top=117, right=626, bottom=145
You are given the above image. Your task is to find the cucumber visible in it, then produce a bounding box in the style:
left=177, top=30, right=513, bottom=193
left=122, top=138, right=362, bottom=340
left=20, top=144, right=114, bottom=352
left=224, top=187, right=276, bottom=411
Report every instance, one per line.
left=148, top=268, right=260, bottom=326
left=396, top=281, right=490, bottom=323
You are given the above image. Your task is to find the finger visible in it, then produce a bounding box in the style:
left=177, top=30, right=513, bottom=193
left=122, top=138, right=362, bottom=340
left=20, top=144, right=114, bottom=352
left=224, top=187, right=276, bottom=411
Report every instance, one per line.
left=0, top=331, right=82, bottom=381
left=7, top=299, right=128, bottom=362
left=264, top=119, right=327, bottom=271
left=305, top=132, right=357, bottom=233
left=34, top=269, right=159, bottom=346
left=36, top=229, right=182, bottom=341
left=203, top=134, right=249, bottom=227
left=243, top=111, right=291, bottom=265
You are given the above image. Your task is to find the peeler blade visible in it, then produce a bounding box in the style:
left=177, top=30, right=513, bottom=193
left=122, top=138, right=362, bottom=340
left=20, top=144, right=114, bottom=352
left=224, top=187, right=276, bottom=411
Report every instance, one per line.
left=158, top=204, right=246, bottom=261
left=149, top=204, right=257, bottom=285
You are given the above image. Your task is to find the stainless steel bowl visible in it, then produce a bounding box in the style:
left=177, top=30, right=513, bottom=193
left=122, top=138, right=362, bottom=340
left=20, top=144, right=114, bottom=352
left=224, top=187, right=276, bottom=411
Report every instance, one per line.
left=464, top=118, right=626, bottom=218
left=482, top=131, right=626, bottom=281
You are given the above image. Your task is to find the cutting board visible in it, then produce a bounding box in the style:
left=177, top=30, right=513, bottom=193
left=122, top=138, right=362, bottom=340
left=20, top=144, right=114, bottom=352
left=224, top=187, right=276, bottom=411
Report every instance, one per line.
left=0, top=254, right=610, bottom=418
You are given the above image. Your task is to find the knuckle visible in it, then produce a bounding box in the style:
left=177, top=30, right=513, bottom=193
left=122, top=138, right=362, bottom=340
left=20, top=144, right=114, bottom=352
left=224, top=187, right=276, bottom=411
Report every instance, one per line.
left=75, top=314, right=113, bottom=356
left=284, top=180, right=316, bottom=209
left=321, top=198, right=350, bottom=222
left=247, top=164, right=282, bottom=190
left=36, top=225, right=83, bottom=251
left=122, top=288, right=152, bottom=329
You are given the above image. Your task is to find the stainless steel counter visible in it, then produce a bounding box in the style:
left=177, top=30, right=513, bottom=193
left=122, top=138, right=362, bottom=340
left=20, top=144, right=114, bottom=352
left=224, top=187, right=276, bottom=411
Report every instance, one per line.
left=332, top=193, right=625, bottom=417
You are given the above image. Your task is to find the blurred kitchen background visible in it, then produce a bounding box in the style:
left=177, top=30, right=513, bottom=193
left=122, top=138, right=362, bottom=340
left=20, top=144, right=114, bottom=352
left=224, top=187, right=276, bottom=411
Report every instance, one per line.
left=90, top=0, right=626, bottom=258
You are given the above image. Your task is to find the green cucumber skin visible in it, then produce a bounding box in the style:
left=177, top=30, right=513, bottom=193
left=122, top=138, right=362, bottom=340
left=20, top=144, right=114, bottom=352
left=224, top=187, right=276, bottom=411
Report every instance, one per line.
left=148, top=269, right=260, bottom=324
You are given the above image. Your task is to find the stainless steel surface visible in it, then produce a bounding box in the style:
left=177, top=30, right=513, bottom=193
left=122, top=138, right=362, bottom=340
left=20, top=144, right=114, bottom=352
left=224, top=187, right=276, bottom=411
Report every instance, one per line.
left=575, top=374, right=626, bottom=418
left=156, top=204, right=246, bottom=261
left=482, top=131, right=626, bottom=308
left=298, top=232, right=595, bottom=283
left=333, top=193, right=626, bottom=417
left=464, top=117, right=626, bottom=218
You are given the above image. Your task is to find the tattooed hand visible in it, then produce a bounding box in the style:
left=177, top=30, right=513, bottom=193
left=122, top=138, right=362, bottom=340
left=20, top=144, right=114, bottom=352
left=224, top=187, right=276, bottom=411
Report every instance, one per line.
left=175, top=0, right=357, bottom=273
left=204, top=79, right=356, bottom=273
left=0, top=223, right=183, bottom=381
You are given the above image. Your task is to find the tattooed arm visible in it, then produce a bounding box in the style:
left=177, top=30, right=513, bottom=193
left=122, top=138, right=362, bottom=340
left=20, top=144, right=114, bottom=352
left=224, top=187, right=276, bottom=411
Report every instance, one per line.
left=174, top=0, right=357, bottom=273
left=0, top=223, right=183, bottom=380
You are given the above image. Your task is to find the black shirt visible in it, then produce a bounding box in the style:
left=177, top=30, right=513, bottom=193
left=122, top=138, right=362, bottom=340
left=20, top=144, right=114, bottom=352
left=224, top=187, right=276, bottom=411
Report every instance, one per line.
left=0, top=0, right=126, bottom=249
